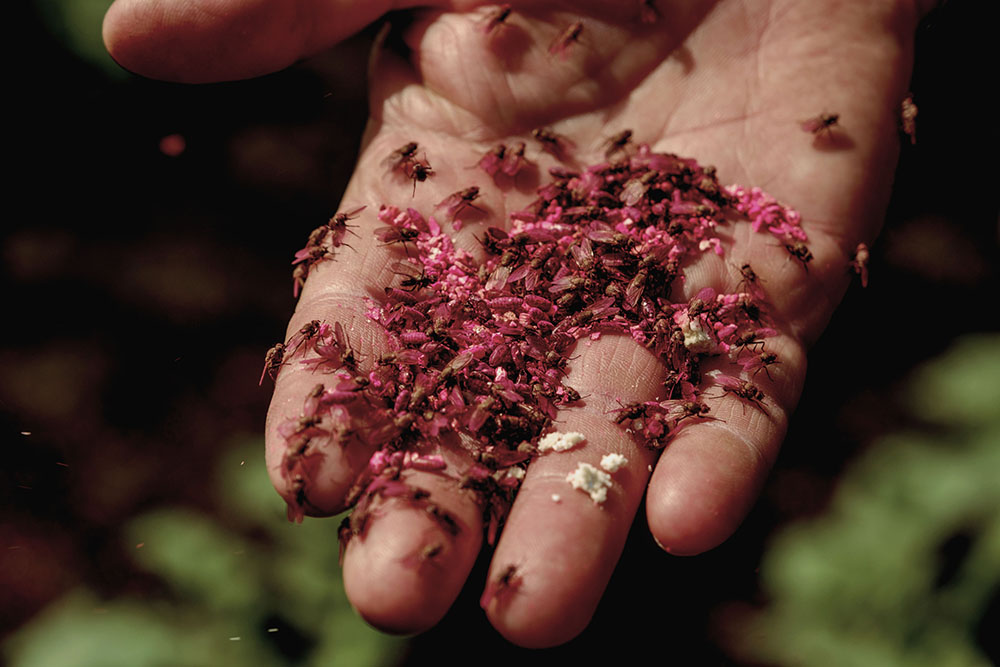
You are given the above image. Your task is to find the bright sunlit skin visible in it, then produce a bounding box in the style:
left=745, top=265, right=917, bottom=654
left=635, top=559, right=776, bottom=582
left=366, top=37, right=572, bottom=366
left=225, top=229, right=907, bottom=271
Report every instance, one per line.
left=105, top=0, right=929, bottom=648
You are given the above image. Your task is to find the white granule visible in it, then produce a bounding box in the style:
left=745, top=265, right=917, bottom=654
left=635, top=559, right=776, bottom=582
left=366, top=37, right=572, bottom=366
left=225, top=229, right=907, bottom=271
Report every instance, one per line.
left=647, top=464, right=653, bottom=472
left=551, top=494, right=561, bottom=503
left=681, top=317, right=714, bottom=353
left=507, top=466, right=525, bottom=480
left=538, top=431, right=587, bottom=453
left=566, top=462, right=612, bottom=505
left=600, top=453, right=628, bottom=473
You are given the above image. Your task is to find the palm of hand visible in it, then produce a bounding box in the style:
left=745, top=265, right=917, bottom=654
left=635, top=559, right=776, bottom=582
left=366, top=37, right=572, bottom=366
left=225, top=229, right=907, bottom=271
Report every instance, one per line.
left=106, top=0, right=917, bottom=647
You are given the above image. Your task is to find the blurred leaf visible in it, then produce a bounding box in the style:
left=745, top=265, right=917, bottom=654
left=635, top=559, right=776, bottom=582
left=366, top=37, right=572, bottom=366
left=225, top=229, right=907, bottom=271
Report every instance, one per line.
left=907, top=334, right=1000, bottom=426
left=217, top=437, right=290, bottom=527
left=730, top=336, right=1000, bottom=667
left=34, top=0, right=124, bottom=78
left=312, top=606, right=407, bottom=667
left=5, top=592, right=175, bottom=667
left=3, top=591, right=280, bottom=667
left=5, top=437, right=406, bottom=666
left=126, top=509, right=263, bottom=612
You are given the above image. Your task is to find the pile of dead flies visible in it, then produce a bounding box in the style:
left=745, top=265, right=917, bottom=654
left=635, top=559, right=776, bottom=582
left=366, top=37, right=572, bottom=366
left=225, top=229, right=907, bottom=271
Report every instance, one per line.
left=264, top=140, right=809, bottom=558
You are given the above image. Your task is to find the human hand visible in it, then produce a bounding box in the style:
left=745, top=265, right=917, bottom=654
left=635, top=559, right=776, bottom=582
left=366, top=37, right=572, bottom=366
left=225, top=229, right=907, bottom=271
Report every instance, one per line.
left=105, top=0, right=925, bottom=647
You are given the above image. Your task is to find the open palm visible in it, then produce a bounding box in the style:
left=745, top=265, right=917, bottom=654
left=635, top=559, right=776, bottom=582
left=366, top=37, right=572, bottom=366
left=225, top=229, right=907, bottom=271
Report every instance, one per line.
left=106, top=0, right=922, bottom=647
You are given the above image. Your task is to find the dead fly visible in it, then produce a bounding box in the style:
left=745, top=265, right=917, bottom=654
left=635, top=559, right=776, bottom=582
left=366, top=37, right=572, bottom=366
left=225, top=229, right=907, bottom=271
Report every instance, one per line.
left=402, top=541, right=445, bottom=569
left=477, top=144, right=506, bottom=177
left=386, top=142, right=419, bottom=171
left=291, top=263, right=309, bottom=298
left=548, top=274, right=599, bottom=299
left=260, top=343, right=286, bottom=385
left=480, top=564, right=522, bottom=608
left=286, top=475, right=313, bottom=523
left=436, top=186, right=484, bottom=221
left=404, top=159, right=434, bottom=195
left=468, top=396, right=497, bottom=433
left=603, top=129, right=633, bottom=158
left=532, top=127, right=573, bottom=160
left=280, top=430, right=326, bottom=482
left=620, top=174, right=655, bottom=206
left=332, top=321, right=359, bottom=373
left=569, top=237, right=596, bottom=271
left=730, top=328, right=775, bottom=355
left=737, top=295, right=763, bottom=324
left=735, top=262, right=765, bottom=298
left=377, top=349, right=428, bottom=368
left=665, top=399, right=712, bottom=428
left=291, top=240, right=335, bottom=297
left=625, top=267, right=649, bottom=311
left=714, top=374, right=767, bottom=412
left=613, top=400, right=649, bottom=427
left=502, top=141, right=530, bottom=176
left=338, top=516, right=353, bottom=564
left=516, top=402, right=550, bottom=428
left=850, top=242, right=869, bottom=287
left=328, top=205, right=365, bottom=240
left=302, top=376, right=364, bottom=414
left=549, top=20, right=584, bottom=57
left=800, top=112, right=839, bottom=138
left=392, top=260, right=434, bottom=292
left=386, top=142, right=433, bottom=194
left=436, top=349, right=477, bottom=387
left=528, top=242, right=557, bottom=271
left=481, top=226, right=514, bottom=256
left=743, top=351, right=780, bottom=380
left=425, top=503, right=461, bottom=536
left=374, top=225, right=420, bottom=253
left=561, top=385, right=582, bottom=403
left=784, top=241, right=813, bottom=269
left=560, top=296, right=617, bottom=330
left=286, top=319, right=323, bottom=357
left=481, top=4, right=512, bottom=35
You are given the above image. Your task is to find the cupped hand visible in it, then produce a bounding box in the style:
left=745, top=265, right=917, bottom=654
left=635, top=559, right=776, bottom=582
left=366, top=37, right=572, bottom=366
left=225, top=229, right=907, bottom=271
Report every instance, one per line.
left=106, top=0, right=924, bottom=647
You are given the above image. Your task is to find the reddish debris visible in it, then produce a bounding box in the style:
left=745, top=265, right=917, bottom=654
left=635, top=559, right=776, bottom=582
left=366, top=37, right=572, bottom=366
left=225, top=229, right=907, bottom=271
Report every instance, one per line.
left=268, top=141, right=807, bottom=547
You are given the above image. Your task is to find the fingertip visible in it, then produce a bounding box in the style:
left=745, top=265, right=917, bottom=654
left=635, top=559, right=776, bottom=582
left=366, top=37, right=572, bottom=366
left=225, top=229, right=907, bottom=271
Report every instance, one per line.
left=646, top=487, right=744, bottom=557
left=346, top=548, right=455, bottom=635
left=264, top=424, right=369, bottom=516
left=342, top=493, right=482, bottom=635
left=483, top=555, right=600, bottom=649
left=645, top=423, right=778, bottom=556
left=101, top=1, right=142, bottom=76
left=101, top=0, right=208, bottom=82
left=101, top=0, right=304, bottom=83
left=493, top=613, right=592, bottom=649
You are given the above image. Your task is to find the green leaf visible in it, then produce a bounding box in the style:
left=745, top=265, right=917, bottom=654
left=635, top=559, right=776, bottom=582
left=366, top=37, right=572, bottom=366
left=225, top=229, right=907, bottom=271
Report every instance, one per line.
left=907, top=334, right=1000, bottom=426
left=126, top=509, right=262, bottom=612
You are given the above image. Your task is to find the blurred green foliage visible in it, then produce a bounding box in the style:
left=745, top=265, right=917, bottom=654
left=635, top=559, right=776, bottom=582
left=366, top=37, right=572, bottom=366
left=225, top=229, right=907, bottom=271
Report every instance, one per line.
left=732, top=334, right=1000, bottom=667
left=3, top=442, right=405, bottom=667
left=33, top=0, right=123, bottom=78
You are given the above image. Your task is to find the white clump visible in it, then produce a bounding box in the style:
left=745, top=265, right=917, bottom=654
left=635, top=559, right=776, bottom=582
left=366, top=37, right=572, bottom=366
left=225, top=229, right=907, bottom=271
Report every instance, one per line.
left=600, top=453, right=628, bottom=473
left=538, top=431, right=586, bottom=453
left=566, top=462, right=612, bottom=505
left=507, top=466, right=525, bottom=480
left=681, top=316, right=714, bottom=353
left=551, top=494, right=561, bottom=503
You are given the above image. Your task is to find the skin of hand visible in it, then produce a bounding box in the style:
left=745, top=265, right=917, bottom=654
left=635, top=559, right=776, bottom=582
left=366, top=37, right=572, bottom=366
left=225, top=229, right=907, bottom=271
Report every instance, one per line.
left=105, top=0, right=930, bottom=648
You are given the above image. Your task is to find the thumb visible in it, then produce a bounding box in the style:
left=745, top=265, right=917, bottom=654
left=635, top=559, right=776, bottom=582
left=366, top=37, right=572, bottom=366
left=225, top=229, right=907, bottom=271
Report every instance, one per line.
left=103, top=0, right=394, bottom=82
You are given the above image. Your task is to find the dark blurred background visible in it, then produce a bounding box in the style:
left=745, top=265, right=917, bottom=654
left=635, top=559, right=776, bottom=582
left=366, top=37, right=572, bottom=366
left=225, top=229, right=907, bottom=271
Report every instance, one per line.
left=2, top=2, right=997, bottom=665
